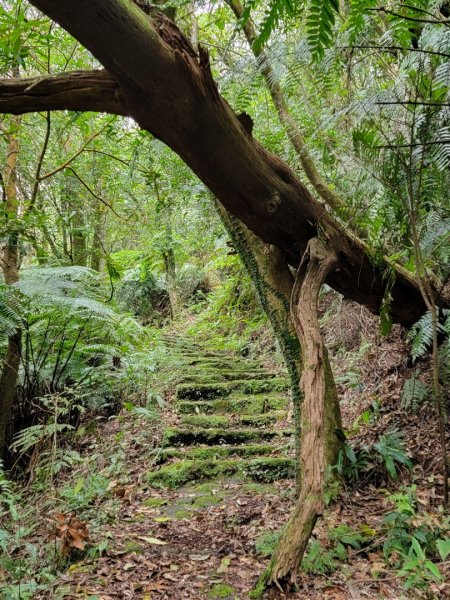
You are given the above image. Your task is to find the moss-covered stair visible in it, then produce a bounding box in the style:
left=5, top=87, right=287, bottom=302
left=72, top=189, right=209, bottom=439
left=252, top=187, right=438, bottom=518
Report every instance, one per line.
left=148, top=338, right=294, bottom=488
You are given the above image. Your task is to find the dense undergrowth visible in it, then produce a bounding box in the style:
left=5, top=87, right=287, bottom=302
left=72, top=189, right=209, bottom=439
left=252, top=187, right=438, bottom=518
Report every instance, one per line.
left=1, top=256, right=449, bottom=598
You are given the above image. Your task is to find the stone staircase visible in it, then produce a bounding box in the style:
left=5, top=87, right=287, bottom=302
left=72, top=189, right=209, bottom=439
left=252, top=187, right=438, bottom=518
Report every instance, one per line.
left=147, top=337, right=295, bottom=488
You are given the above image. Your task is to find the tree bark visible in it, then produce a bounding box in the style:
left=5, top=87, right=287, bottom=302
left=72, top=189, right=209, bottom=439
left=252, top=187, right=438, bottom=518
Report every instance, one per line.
left=0, top=115, right=22, bottom=459
left=268, top=237, right=341, bottom=588
left=0, top=1, right=445, bottom=325
left=224, top=0, right=344, bottom=214
left=0, top=70, right=128, bottom=116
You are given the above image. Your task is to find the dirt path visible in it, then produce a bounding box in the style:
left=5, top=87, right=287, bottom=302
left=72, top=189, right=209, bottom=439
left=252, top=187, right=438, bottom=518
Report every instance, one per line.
left=43, top=337, right=412, bottom=599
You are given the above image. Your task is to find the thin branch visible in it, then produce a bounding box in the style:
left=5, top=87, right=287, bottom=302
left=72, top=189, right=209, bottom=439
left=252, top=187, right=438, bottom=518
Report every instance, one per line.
left=39, top=119, right=114, bottom=181
left=376, top=101, right=450, bottom=107
left=367, top=7, right=450, bottom=26
left=343, top=45, right=450, bottom=60
left=64, top=166, right=128, bottom=221
left=25, top=111, right=51, bottom=216
left=375, top=140, right=450, bottom=149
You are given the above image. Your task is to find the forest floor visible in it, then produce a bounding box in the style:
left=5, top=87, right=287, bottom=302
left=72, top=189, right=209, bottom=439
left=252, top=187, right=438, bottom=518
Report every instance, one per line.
left=5, top=295, right=450, bottom=600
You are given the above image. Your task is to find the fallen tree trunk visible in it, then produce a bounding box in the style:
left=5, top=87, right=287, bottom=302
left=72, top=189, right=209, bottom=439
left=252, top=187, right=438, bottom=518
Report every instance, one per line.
left=0, top=1, right=445, bottom=326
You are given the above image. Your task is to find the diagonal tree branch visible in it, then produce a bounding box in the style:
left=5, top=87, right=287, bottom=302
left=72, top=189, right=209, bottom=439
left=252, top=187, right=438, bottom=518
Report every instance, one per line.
left=0, top=0, right=447, bottom=326
left=0, top=70, right=129, bottom=116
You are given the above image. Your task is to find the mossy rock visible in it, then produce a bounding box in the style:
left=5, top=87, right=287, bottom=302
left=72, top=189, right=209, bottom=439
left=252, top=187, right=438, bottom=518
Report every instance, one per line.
left=176, top=378, right=289, bottom=400
left=156, top=443, right=276, bottom=464
left=243, top=457, right=295, bottom=482
left=147, top=457, right=295, bottom=488
left=161, top=427, right=292, bottom=447
left=180, top=412, right=284, bottom=429
left=177, top=393, right=288, bottom=415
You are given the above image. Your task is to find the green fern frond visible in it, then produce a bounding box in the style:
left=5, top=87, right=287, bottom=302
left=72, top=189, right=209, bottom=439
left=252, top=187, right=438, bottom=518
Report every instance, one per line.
left=409, top=312, right=433, bottom=360
left=401, top=378, right=429, bottom=411
left=347, top=0, right=377, bottom=43
left=306, top=0, right=339, bottom=61
left=254, top=0, right=297, bottom=52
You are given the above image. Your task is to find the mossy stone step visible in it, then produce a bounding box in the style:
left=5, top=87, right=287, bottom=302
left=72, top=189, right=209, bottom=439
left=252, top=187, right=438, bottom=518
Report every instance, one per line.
left=177, top=371, right=275, bottom=385
left=155, top=443, right=278, bottom=464
left=179, top=412, right=285, bottom=429
left=176, top=378, right=289, bottom=400
left=177, top=394, right=288, bottom=416
left=147, top=457, right=295, bottom=488
left=162, top=427, right=292, bottom=447
left=177, top=392, right=288, bottom=415
left=179, top=350, right=230, bottom=359
left=184, top=357, right=262, bottom=369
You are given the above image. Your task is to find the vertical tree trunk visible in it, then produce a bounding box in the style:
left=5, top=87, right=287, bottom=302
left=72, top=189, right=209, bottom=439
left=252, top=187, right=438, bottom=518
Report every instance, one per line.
left=90, top=199, right=106, bottom=272
left=163, top=243, right=179, bottom=319
left=268, top=238, right=341, bottom=588
left=160, top=209, right=179, bottom=319
left=0, top=114, right=21, bottom=459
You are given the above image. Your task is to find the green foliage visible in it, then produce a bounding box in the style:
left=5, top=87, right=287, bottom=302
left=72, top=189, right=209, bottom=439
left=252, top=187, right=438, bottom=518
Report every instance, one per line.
left=243, top=0, right=340, bottom=60
left=401, top=377, right=429, bottom=411
left=373, top=430, right=413, bottom=479
left=302, top=525, right=366, bottom=574
left=408, top=311, right=435, bottom=361
left=332, top=442, right=369, bottom=481
left=0, top=460, right=19, bottom=520
left=0, top=285, right=21, bottom=337
left=306, top=0, right=339, bottom=60
left=382, top=486, right=449, bottom=590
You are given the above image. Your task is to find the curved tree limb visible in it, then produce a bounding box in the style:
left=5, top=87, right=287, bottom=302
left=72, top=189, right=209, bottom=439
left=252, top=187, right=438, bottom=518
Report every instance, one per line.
left=0, top=0, right=447, bottom=326
left=0, top=70, right=129, bottom=116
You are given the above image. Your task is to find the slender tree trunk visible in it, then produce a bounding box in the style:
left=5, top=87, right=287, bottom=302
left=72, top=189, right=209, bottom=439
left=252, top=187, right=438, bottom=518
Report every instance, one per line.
left=90, top=199, right=106, bottom=272
left=163, top=242, right=179, bottom=319
left=161, top=210, right=179, bottom=319
left=265, top=238, right=341, bottom=589
left=0, top=114, right=21, bottom=459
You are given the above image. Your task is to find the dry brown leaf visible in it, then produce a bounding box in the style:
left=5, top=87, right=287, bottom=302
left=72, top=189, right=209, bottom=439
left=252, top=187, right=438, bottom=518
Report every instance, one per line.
left=54, top=512, right=89, bottom=556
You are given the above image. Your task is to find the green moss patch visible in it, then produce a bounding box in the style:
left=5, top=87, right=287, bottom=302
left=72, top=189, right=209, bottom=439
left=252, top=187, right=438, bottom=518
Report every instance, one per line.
left=161, top=427, right=292, bottom=447
left=176, top=378, right=289, bottom=400
left=208, top=583, right=236, bottom=599
left=147, top=457, right=295, bottom=488
left=185, top=357, right=261, bottom=370
left=241, top=482, right=278, bottom=494
left=142, top=497, right=167, bottom=508
left=191, top=493, right=224, bottom=508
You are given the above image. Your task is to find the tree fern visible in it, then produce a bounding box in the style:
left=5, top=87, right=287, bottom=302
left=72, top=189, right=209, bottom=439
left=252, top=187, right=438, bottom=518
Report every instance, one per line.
left=241, top=0, right=339, bottom=60
left=253, top=0, right=296, bottom=52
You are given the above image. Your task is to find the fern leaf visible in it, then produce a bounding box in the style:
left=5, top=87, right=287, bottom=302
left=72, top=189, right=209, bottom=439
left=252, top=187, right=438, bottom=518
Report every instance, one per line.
left=306, top=0, right=339, bottom=61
